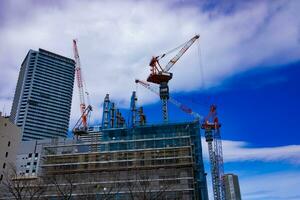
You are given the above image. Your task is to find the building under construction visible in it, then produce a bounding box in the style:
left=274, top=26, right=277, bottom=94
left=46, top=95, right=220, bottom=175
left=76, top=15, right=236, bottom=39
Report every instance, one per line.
left=37, top=36, right=223, bottom=199
left=0, top=35, right=235, bottom=200
left=40, top=119, right=209, bottom=199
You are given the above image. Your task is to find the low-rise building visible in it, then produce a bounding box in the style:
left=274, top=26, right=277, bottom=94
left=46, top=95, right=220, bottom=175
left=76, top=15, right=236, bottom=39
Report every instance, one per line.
left=16, top=140, right=49, bottom=177
left=0, top=113, right=21, bottom=184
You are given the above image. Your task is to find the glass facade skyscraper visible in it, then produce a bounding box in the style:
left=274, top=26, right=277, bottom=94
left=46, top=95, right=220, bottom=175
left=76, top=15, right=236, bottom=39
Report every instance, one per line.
left=223, top=173, right=242, bottom=200
left=10, top=48, right=75, bottom=141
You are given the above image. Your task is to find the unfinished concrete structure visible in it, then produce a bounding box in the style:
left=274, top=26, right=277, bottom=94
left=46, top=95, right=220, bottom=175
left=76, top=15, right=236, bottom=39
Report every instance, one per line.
left=40, top=121, right=209, bottom=199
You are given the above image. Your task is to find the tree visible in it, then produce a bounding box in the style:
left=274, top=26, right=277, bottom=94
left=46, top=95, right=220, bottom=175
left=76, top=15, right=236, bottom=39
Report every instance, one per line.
left=0, top=163, right=46, bottom=200
left=125, top=169, right=174, bottom=200
left=78, top=171, right=124, bottom=200
left=46, top=174, right=75, bottom=200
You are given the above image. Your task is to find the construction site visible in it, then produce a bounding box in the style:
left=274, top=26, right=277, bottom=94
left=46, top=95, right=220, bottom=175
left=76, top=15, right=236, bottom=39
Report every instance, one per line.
left=41, top=35, right=228, bottom=200
left=41, top=120, right=208, bottom=199
left=1, top=36, right=239, bottom=200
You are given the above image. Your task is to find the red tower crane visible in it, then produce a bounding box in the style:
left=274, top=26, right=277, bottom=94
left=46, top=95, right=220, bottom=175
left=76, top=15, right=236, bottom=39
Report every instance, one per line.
left=202, top=105, right=225, bottom=200
left=72, top=39, right=92, bottom=135
left=147, top=34, right=200, bottom=122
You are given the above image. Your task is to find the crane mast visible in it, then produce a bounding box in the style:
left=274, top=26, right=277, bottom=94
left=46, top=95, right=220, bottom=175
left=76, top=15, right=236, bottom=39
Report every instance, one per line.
left=72, top=39, right=90, bottom=134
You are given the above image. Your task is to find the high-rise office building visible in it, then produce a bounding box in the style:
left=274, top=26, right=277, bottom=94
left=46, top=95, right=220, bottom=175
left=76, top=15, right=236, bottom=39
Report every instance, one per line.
left=223, top=173, right=242, bottom=200
left=10, top=48, right=75, bottom=141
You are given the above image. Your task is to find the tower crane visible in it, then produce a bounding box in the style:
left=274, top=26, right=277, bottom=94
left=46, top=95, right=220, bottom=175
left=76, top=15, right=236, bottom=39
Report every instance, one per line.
left=136, top=79, right=225, bottom=200
left=202, top=105, right=225, bottom=200
left=147, top=34, right=200, bottom=122
left=72, top=39, right=92, bottom=136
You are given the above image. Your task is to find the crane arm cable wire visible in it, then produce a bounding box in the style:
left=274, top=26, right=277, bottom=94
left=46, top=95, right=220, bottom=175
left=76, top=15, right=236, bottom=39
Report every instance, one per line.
left=158, top=39, right=189, bottom=59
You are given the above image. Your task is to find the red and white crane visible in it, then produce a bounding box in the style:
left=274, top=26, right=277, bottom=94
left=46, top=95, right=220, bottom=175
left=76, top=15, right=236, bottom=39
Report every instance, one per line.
left=72, top=39, right=92, bottom=135
left=202, top=105, right=225, bottom=200
left=147, top=34, right=200, bottom=122
left=138, top=34, right=225, bottom=200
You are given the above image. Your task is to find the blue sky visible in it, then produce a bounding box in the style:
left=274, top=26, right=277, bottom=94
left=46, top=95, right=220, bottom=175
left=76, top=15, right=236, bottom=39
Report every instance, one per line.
left=143, top=61, right=300, bottom=146
left=197, top=61, right=298, bottom=145
left=1, top=0, right=300, bottom=199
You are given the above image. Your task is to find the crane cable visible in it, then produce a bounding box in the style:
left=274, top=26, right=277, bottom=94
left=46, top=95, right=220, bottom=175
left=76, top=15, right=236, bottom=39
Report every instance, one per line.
left=197, top=38, right=205, bottom=90
left=85, top=91, right=92, bottom=125
left=178, top=38, right=210, bottom=108
left=157, top=38, right=189, bottom=60
left=197, top=38, right=212, bottom=107
left=81, top=63, right=93, bottom=126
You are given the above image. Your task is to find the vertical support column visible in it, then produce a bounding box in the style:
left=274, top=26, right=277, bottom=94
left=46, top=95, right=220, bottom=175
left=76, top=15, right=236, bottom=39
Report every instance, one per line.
left=138, top=107, right=146, bottom=126
left=116, top=109, right=120, bottom=127
left=159, top=82, right=169, bottom=123
left=162, top=98, right=168, bottom=123
left=205, top=129, right=222, bottom=200
left=110, top=103, right=115, bottom=128
left=130, top=91, right=137, bottom=127
left=214, top=129, right=225, bottom=200
left=102, top=94, right=110, bottom=129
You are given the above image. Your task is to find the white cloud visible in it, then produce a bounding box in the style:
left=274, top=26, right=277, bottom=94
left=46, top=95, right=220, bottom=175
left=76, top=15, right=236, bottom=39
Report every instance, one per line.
left=201, top=138, right=300, bottom=164
left=201, top=138, right=300, bottom=199
left=205, top=170, right=300, bottom=200
left=0, top=0, right=299, bottom=126
left=239, top=171, right=300, bottom=200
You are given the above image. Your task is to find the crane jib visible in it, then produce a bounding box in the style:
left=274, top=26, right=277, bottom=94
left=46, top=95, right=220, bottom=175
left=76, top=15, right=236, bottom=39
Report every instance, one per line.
left=163, top=34, right=200, bottom=72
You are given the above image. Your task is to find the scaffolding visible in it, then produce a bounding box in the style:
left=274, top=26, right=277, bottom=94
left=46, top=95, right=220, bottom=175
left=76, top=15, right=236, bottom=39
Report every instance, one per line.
left=39, top=121, right=208, bottom=200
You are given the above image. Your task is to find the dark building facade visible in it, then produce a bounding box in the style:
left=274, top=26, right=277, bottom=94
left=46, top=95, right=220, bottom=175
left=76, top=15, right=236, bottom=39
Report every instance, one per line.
left=223, top=173, right=242, bottom=200
left=10, top=49, right=75, bottom=140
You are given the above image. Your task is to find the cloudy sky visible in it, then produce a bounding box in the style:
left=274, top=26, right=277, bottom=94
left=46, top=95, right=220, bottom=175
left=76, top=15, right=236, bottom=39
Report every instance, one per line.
left=1, top=0, right=300, bottom=199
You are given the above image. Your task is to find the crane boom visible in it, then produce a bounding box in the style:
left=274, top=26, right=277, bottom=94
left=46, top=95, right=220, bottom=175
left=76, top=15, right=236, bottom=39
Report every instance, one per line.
left=73, top=39, right=88, bottom=129
left=163, top=34, right=200, bottom=72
